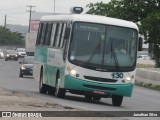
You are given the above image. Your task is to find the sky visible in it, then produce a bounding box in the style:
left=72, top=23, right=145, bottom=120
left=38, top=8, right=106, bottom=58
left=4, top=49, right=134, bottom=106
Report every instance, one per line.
left=0, top=0, right=110, bottom=26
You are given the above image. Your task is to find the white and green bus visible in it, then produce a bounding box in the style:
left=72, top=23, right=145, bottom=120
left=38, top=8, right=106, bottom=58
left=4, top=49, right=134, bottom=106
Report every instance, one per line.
left=33, top=9, right=139, bottom=106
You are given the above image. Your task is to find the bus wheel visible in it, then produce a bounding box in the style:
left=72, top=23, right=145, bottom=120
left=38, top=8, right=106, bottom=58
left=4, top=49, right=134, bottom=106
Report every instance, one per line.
left=93, top=96, right=101, bottom=101
left=55, top=75, right=65, bottom=98
left=39, top=70, right=47, bottom=94
left=85, top=95, right=92, bottom=101
left=48, top=86, right=55, bottom=95
left=112, top=95, right=123, bottom=106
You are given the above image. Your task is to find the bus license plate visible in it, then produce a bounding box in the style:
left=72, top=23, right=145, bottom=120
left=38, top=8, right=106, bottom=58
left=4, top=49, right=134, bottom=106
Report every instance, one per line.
left=93, top=90, right=105, bottom=95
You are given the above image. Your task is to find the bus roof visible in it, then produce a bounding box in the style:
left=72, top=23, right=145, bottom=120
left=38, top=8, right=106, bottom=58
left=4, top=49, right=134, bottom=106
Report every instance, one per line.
left=40, top=14, right=138, bottom=30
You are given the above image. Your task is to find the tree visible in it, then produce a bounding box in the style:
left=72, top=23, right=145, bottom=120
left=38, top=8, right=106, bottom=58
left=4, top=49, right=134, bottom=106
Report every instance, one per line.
left=0, top=27, right=24, bottom=46
left=87, top=0, right=160, bottom=67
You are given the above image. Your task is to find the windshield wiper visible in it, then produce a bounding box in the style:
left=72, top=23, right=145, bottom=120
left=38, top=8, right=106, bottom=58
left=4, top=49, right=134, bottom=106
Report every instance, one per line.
left=87, top=42, right=101, bottom=63
left=110, top=41, right=119, bottom=69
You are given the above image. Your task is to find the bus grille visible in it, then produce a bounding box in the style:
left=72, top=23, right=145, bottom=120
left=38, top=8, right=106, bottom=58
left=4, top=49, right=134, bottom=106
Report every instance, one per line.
left=84, top=76, right=117, bottom=83
left=83, top=84, right=116, bottom=91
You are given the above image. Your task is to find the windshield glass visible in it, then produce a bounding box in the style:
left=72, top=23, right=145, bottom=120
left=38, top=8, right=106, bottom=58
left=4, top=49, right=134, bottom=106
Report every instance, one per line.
left=23, top=57, right=34, bottom=64
left=68, top=22, right=138, bottom=71
left=7, top=50, right=17, bottom=54
left=18, top=48, right=26, bottom=52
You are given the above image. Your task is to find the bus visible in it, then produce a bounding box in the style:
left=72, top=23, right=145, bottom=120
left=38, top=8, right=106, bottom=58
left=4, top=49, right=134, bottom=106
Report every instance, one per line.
left=33, top=8, right=139, bottom=106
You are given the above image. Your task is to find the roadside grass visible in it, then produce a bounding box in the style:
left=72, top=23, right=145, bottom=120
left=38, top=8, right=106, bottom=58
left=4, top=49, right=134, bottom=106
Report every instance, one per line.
left=136, top=64, right=155, bottom=68
left=135, top=80, right=160, bottom=91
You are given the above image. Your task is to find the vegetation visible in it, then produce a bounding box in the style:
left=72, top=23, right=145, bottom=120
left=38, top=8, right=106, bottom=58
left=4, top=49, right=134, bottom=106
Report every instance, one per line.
left=0, top=27, right=24, bottom=46
left=135, top=80, right=160, bottom=91
left=136, top=64, right=155, bottom=68
left=86, top=0, right=160, bottom=67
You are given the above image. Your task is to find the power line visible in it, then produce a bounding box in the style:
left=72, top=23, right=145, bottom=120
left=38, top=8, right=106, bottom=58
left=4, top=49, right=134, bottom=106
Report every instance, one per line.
left=26, top=5, right=36, bottom=32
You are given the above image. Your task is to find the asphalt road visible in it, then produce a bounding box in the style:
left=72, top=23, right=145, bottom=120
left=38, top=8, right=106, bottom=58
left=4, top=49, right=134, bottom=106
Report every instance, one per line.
left=0, top=59, right=160, bottom=111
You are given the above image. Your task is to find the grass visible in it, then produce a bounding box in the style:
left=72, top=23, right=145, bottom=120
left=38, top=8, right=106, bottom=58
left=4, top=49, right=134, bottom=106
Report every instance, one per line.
left=135, top=80, right=160, bottom=91
left=136, top=64, right=155, bottom=68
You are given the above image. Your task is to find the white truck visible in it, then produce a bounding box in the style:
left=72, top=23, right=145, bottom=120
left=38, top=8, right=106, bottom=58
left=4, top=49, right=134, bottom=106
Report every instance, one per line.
left=25, top=32, right=37, bottom=56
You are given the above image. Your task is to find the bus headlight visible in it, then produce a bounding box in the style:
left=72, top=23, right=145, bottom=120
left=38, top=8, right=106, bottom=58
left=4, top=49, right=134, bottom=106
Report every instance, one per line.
left=70, top=69, right=80, bottom=78
left=122, top=75, right=135, bottom=83
left=125, top=77, right=131, bottom=82
left=122, top=77, right=131, bottom=83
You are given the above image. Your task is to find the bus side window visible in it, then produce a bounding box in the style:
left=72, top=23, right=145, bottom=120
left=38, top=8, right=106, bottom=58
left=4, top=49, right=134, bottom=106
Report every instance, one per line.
left=36, top=23, right=43, bottom=45
left=53, top=23, right=60, bottom=47
left=58, top=23, right=64, bottom=48
left=60, top=24, right=67, bottom=48
left=56, top=23, right=62, bottom=47
left=50, top=23, right=56, bottom=47
left=63, top=24, right=70, bottom=61
left=45, top=23, right=53, bottom=46
left=40, top=23, right=47, bottom=45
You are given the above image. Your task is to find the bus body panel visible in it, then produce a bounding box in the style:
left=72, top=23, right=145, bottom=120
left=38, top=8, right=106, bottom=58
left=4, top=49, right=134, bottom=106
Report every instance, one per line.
left=64, top=75, right=133, bottom=97
left=34, top=47, right=65, bottom=87
left=33, top=14, right=139, bottom=101
left=41, top=14, right=138, bottom=30
left=64, top=61, right=135, bottom=97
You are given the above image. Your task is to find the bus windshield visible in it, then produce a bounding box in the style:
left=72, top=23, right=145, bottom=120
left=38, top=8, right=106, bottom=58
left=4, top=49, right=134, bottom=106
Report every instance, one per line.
left=68, top=22, right=138, bottom=71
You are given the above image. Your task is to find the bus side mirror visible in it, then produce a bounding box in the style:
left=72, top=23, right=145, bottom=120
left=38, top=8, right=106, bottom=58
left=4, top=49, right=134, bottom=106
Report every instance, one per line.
left=138, top=37, right=143, bottom=51
left=64, top=27, right=71, bottom=39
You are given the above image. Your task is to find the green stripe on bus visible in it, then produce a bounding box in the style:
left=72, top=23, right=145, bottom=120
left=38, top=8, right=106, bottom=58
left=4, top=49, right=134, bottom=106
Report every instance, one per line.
left=34, top=47, right=47, bottom=63
left=64, top=75, right=133, bottom=97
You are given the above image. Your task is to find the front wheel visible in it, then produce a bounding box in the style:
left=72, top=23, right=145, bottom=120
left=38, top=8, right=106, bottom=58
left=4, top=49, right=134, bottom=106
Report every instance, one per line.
left=39, top=70, right=47, bottom=94
left=19, top=72, right=23, bottom=78
left=112, top=95, right=123, bottom=106
left=55, top=74, right=65, bottom=98
left=93, top=96, right=101, bottom=101
left=85, top=95, right=92, bottom=101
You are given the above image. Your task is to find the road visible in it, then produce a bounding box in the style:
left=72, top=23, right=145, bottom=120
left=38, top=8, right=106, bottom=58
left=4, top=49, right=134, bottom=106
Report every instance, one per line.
left=0, top=59, right=160, bottom=111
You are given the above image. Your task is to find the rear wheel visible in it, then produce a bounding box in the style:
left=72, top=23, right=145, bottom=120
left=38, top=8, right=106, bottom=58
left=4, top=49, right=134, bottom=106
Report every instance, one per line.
left=112, top=95, right=123, bottom=106
left=48, top=86, right=55, bottom=95
left=55, top=73, right=65, bottom=98
left=39, top=70, right=47, bottom=94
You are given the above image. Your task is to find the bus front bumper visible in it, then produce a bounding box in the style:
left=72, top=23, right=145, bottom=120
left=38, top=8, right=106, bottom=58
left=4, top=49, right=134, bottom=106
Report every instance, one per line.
left=64, top=75, right=133, bottom=97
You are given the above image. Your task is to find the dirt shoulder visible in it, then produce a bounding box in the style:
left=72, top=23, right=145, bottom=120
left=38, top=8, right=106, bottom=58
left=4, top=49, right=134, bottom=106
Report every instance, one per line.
left=0, top=87, right=118, bottom=120
left=0, top=87, right=77, bottom=111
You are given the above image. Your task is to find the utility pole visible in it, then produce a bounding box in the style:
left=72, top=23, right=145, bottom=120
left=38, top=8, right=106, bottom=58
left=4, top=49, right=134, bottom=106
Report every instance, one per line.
left=54, top=0, right=55, bottom=13
left=4, top=15, right=7, bottom=29
left=26, top=5, right=36, bottom=32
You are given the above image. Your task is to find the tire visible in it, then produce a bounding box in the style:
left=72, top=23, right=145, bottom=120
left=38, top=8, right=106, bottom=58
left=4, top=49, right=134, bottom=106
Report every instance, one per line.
left=19, top=72, right=23, bottom=78
left=112, top=95, right=123, bottom=106
left=85, top=95, right=92, bottom=101
left=93, top=96, right=101, bottom=101
left=48, top=86, right=55, bottom=95
left=55, top=73, right=65, bottom=98
left=39, top=70, right=47, bottom=94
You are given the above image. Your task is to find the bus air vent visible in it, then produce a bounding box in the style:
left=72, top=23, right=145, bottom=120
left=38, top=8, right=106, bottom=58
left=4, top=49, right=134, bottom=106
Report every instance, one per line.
left=84, top=76, right=117, bottom=83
